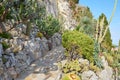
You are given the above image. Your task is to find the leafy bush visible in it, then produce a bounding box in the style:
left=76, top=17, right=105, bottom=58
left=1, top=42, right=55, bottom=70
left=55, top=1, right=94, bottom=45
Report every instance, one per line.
left=62, top=31, right=94, bottom=62
left=37, top=15, right=60, bottom=39
left=0, top=32, right=12, bottom=39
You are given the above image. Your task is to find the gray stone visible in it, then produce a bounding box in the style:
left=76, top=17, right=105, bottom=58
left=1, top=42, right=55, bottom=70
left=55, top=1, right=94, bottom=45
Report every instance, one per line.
left=41, top=37, right=49, bottom=52
left=51, top=33, right=62, bottom=49
left=82, top=70, right=98, bottom=80
left=0, top=56, right=3, bottom=76
left=44, top=0, right=58, bottom=17
left=79, top=58, right=89, bottom=66
left=30, top=26, right=39, bottom=39
left=5, top=53, right=16, bottom=68
left=7, top=67, right=18, bottom=79
left=101, top=56, right=108, bottom=68
left=0, top=44, right=3, bottom=57
left=97, top=66, right=113, bottom=80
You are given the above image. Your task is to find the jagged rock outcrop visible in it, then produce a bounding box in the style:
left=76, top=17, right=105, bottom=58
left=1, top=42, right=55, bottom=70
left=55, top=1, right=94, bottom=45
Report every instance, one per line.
left=57, top=0, right=76, bottom=30
left=42, top=0, right=76, bottom=30
left=44, top=0, right=58, bottom=17
left=82, top=70, right=98, bottom=80
left=97, top=56, right=114, bottom=80
left=17, top=45, right=64, bottom=80
left=0, top=32, right=64, bottom=80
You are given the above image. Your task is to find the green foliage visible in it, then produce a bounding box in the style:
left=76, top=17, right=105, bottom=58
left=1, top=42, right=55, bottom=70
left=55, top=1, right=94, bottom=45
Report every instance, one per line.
left=0, top=32, right=12, bottom=39
left=0, top=5, right=5, bottom=16
left=74, top=6, right=93, bottom=23
left=76, top=16, right=95, bottom=37
left=62, top=60, right=81, bottom=74
left=0, top=0, right=61, bottom=37
left=110, top=52, right=120, bottom=69
left=37, top=15, right=60, bottom=38
left=103, top=52, right=114, bottom=66
left=93, top=41, right=103, bottom=68
left=89, top=62, right=100, bottom=72
left=1, top=41, right=10, bottom=50
left=70, top=0, right=79, bottom=3
left=62, top=31, right=94, bottom=62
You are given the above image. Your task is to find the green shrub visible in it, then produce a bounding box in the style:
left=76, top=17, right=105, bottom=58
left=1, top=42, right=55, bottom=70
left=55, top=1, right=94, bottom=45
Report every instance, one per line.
left=62, top=31, right=94, bottom=62
left=1, top=41, right=10, bottom=50
left=37, top=15, right=60, bottom=39
left=0, top=32, right=12, bottom=39
left=0, top=5, right=5, bottom=16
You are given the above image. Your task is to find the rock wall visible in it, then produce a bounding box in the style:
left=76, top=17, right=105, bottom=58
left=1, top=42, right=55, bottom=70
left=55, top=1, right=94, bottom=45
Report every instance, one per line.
left=44, top=0, right=58, bottom=17
left=42, top=0, right=76, bottom=30
left=0, top=33, right=64, bottom=80
left=57, top=0, right=76, bottom=30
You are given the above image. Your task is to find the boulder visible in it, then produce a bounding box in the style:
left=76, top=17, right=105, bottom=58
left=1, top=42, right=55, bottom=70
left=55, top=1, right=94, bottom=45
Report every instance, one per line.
left=8, top=67, right=18, bottom=79
left=97, top=66, right=113, bottom=80
left=78, top=58, right=89, bottom=66
left=81, top=70, right=98, bottom=80
left=51, top=33, right=62, bottom=49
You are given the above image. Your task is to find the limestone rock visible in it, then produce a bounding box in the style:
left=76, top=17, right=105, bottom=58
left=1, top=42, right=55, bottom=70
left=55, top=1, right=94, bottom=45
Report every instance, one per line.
left=8, top=67, right=18, bottom=79
left=78, top=58, right=89, bottom=66
left=44, top=0, right=58, bottom=17
left=81, top=70, right=98, bottom=80
left=51, top=33, right=62, bottom=49
left=57, top=0, right=76, bottom=30
left=97, top=66, right=113, bottom=80
left=101, top=56, right=108, bottom=68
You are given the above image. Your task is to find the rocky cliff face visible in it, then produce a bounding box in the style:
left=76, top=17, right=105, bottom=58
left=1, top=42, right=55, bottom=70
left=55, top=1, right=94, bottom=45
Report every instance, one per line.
left=43, top=0, right=76, bottom=30
left=44, top=0, right=58, bottom=17
left=57, top=0, right=76, bottom=30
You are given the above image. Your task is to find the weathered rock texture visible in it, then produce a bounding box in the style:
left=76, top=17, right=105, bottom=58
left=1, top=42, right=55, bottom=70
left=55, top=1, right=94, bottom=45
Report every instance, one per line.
left=42, top=0, right=76, bottom=30
left=0, top=33, right=64, bottom=80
